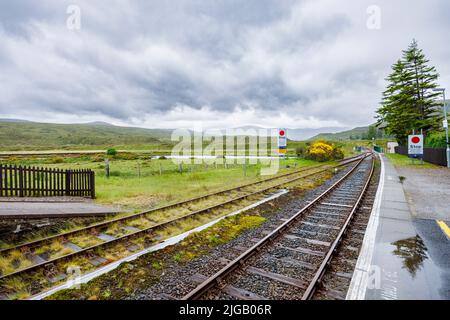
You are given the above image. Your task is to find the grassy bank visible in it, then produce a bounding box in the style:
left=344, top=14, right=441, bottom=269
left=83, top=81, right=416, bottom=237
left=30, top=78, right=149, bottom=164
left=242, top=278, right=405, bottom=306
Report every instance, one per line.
left=385, top=153, right=439, bottom=168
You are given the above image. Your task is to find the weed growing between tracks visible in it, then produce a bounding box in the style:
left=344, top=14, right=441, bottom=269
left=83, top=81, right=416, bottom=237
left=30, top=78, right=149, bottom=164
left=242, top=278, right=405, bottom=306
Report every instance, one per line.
left=47, top=214, right=266, bottom=300
left=45, top=171, right=333, bottom=300
left=172, top=215, right=266, bottom=263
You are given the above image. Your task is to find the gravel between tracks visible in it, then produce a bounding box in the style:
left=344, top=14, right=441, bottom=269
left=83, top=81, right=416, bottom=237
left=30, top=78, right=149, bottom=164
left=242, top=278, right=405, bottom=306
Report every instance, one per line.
left=129, top=163, right=356, bottom=300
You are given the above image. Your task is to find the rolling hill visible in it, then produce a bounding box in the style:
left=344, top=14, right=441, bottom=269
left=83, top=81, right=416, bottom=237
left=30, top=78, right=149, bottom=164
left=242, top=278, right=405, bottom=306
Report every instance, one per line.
left=0, top=120, right=174, bottom=151
left=0, top=118, right=381, bottom=151
left=231, top=126, right=348, bottom=141
left=308, top=126, right=371, bottom=141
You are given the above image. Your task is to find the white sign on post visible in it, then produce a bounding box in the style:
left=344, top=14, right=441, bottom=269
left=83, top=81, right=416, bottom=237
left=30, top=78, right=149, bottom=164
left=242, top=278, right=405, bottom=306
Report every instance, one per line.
left=408, top=134, right=423, bottom=155
left=278, top=129, right=287, bottom=154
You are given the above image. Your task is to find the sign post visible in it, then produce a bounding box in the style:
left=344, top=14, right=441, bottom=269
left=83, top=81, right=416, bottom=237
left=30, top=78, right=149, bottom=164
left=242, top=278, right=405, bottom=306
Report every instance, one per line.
left=408, top=134, right=424, bottom=164
left=278, top=129, right=287, bottom=157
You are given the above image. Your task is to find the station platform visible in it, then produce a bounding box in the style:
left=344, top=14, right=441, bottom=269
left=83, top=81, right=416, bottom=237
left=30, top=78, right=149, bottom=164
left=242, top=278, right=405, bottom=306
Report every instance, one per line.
left=347, top=154, right=450, bottom=300
left=0, top=199, right=122, bottom=218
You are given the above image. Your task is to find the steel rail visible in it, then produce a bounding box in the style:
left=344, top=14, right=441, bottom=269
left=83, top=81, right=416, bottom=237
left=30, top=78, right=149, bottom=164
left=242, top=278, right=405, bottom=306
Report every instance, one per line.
left=301, top=155, right=374, bottom=300
left=0, top=155, right=364, bottom=281
left=182, top=154, right=370, bottom=300
left=0, top=155, right=362, bottom=257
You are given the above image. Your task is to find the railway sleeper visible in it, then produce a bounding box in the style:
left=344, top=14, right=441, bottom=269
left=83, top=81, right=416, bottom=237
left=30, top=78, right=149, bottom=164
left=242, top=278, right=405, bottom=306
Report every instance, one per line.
left=43, top=263, right=66, bottom=283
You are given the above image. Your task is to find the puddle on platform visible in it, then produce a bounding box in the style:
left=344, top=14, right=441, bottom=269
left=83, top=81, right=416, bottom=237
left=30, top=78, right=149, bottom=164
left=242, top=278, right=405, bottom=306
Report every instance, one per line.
left=391, top=235, right=428, bottom=278
left=366, top=219, right=449, bottom=300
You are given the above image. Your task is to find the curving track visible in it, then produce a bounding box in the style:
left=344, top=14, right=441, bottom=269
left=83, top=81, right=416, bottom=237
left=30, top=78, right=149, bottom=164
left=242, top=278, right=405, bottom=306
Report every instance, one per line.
left=182, top=154, right=374, bottom=300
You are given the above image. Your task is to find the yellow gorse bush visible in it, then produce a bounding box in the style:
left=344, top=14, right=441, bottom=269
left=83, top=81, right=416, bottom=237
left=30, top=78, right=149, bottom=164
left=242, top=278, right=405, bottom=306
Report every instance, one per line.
left=306, top=141, right=343, bottom=162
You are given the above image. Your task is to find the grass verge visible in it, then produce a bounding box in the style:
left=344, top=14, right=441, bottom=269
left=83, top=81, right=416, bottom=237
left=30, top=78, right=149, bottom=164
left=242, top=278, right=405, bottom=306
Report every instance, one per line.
left=385, top=153, right=439, bottom=168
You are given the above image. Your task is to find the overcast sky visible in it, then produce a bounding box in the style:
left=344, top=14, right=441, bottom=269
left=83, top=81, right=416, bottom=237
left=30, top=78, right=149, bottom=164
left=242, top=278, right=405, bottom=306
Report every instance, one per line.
left=0, top=0, right=449, bottom=130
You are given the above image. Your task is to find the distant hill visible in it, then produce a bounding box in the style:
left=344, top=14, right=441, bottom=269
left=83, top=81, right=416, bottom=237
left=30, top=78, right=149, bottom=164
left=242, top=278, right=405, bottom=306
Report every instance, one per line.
left=0, top=118, right=32, bottom=123
left=0, top=120, right=174, bottom=150
left=0, top=118, right=377, bottom=151
left=286, top=127, right=348, bottom=141
left=309, top=126, right=371, bottom=141
left=231, top=125, right=348, bottom=141
left=81, top=121, right=115, bottom=126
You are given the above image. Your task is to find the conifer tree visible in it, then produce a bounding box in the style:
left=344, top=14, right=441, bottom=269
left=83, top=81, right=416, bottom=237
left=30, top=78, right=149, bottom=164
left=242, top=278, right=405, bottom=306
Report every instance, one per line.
left=376, top=40, right=441, bottom=144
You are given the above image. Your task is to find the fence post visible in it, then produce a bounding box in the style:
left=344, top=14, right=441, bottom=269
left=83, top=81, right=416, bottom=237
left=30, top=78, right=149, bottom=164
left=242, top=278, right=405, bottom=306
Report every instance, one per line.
left=0, top=164, right=3, bottom=197
left=90, top=171, right=96, bottom=199
left=137, top=162, right=141, bottom=179
left=105, top=159, right=110, bottom=178
left=18, top=166, right=24, bottom=197
left=65, top=170, right=71, bottom=196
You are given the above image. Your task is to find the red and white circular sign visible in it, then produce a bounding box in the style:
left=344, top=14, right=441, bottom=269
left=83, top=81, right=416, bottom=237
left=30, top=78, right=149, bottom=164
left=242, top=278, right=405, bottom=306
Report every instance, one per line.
left=279, top=130, right=285, bottom=137
left=411, top=136, right=421, bottom=144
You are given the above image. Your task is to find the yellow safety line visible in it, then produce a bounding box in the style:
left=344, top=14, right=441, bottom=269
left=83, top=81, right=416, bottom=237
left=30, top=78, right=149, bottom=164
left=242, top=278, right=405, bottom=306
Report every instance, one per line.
left=436, top=220, right=450, bottom=239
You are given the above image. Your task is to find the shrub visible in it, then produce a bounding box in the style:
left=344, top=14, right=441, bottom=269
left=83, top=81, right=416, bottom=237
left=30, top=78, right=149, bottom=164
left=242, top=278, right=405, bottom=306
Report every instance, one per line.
left=305, top=141, right=344, bottom=162
left=295, top=146, right=306, bottom=158
left=116, top=153, right=139, bottom=160
left=425, top=132, right=446, bottom=148
left=50, top=156, right=64, bottom=164
left=91, top=154, right=105, bottom=162
left=106, top=148, right=117, bottom=156
left=331, top=147, right=344, bottom=160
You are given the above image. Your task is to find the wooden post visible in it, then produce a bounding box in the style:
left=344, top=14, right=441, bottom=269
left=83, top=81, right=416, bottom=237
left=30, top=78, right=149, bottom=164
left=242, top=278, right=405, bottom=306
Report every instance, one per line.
left=179, top=163, right=183, bottom=174
left=65, top=170, right=71, bottom=196
left=32, top=166, right=36, bottom=197
left=105, top=159, right=110, bottom=178
left=0, top=164, right=3, bottom=197
left=13, top=165, right=18, bottom=196
left=159, top=163, right=162, bottom=176
left=137, top=162, right=141, bottom=179
left=18, top=166, right=24, bottom=197
left=90, top=171, right=96, bottom=199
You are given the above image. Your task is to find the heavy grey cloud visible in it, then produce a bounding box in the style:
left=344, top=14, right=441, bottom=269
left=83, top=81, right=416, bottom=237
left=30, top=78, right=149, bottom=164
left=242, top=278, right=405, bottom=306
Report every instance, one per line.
left=0, top=0, right=449, bottom=129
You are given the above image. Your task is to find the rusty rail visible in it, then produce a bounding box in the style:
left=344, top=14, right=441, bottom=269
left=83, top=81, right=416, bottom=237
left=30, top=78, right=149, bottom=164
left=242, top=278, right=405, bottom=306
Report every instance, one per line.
left=182, top=154, right=372, bottom=300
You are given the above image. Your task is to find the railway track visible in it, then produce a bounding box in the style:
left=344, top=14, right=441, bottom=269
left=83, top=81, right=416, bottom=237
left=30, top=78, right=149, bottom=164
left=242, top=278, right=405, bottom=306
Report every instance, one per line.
left=181, top=154, right=374, bottom=300
left=311, top=161, right=379, bottom=300
left=0, top=155, right=363, bottom=299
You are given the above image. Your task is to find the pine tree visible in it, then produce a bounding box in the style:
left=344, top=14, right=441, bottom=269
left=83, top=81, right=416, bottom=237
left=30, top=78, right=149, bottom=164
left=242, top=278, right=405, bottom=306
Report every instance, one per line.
left=376, top=40, right=441, bottom=144
left=367, top=125, right=377, bottom=140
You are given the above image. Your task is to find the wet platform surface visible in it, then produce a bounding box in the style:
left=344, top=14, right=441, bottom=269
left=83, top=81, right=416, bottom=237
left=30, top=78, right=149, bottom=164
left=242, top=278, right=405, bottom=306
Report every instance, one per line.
left=398, top=166, right=450, bottom=221
left=0, top=199, right=122, bottom=218
left=347, top=154, right=450, bottom=300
